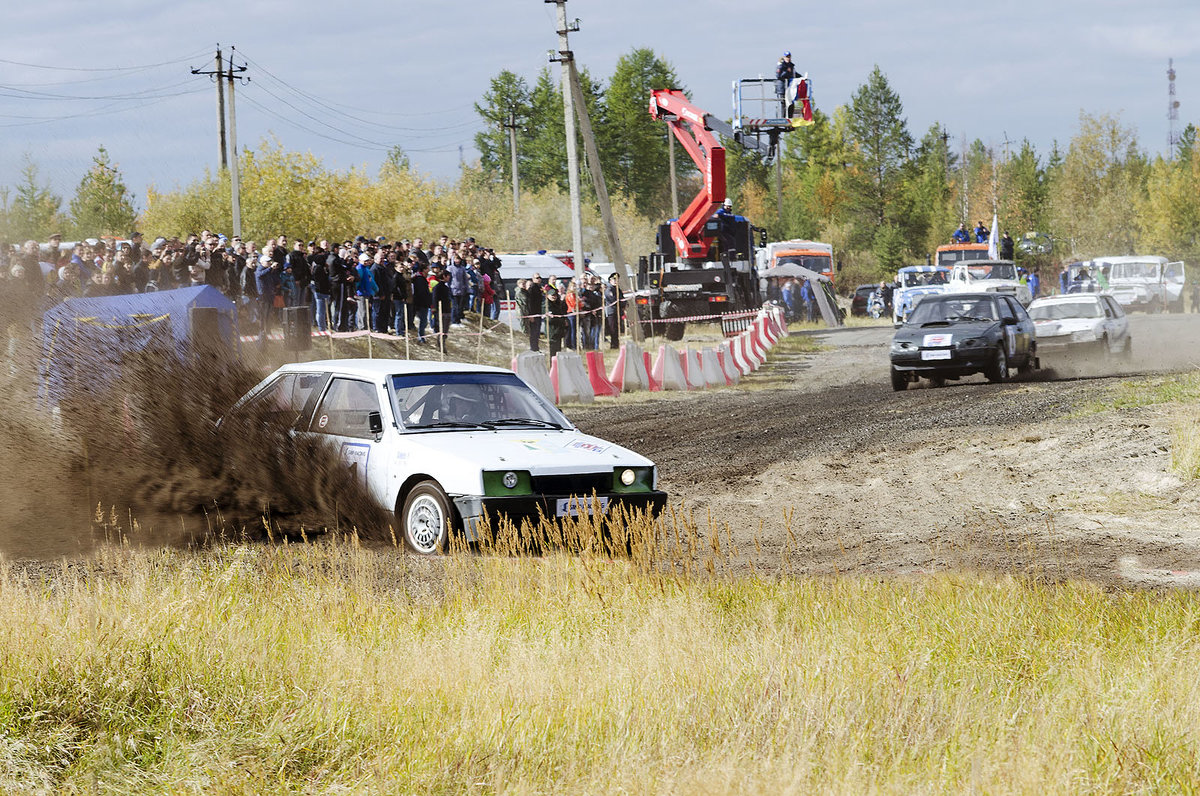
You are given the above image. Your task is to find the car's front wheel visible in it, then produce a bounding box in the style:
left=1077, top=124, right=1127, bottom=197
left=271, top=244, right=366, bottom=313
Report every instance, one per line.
left=890, top=367, right=908, bottom=392
left=401, top=480, right=452, bottom=555
left=986, top=346, right=1009, bottom=383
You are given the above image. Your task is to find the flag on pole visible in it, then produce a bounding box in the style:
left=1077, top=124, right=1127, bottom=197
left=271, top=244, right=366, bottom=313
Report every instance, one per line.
left=987, top=212, right=999, bottom=259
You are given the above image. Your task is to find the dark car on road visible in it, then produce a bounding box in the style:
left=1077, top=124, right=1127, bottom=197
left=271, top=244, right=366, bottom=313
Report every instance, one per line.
left=889, top=292, right=1037, bottom=391
left=850, top=284, right=877, bottom=317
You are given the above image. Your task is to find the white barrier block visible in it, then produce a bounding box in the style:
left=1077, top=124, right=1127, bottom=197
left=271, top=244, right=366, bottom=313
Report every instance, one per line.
left=610, top=340, right=651, bottom=392
left=699, top=347, right=726, bottom=388
left=719, top=341, right=741, bottom=384
left=652, top=344, right=690, bottom=391
left=742, top=331, right=765, bottom=368
left=682, top=348, right=706, bottom=389
left=729, top=336, right=754, bottom=375
left=515, top=350, right=555, bottom=402
left=554, top=350, right=595, bottom=404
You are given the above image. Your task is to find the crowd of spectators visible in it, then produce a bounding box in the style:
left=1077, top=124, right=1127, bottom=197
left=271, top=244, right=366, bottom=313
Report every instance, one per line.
left=1, top=230, right=627, bottom=352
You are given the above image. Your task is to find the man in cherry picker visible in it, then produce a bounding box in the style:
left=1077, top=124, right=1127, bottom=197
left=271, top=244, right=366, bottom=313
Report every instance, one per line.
left=775, top=52, right=796, bottom=102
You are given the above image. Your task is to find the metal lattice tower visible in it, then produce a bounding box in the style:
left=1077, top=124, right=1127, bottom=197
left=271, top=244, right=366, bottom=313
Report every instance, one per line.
left=1168, top=58, right=1180, bottom=154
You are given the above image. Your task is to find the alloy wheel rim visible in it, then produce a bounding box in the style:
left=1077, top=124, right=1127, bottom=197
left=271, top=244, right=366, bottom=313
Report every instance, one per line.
left=407, top=495, right=443, bottom=552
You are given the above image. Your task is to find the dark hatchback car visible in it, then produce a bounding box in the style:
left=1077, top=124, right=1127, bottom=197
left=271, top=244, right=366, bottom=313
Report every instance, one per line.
left=850, top=284, right=877, bottom=317
left=889, top=292, right=1038, bottom=391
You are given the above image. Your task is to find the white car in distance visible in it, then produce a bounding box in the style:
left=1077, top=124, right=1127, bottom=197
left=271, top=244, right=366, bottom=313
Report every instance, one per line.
left=945, top=260, right=1033, bottom=306
left=231, top=359, right=667, bottom=554
left=1027, top=294, right=1131, bottom=358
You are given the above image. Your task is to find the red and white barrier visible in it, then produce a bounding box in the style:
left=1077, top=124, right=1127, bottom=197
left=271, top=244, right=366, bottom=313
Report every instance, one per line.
left=681, top=348, right=706, bottom=390
left=651, top=344, right=690, bottom=391
left=642, top=350, right=661, bottom=392
left=550, top=351, right=595, bottom=404
left=609, top=341, right=652, bottom=392
left=717, top=341, right=741, bottom=385
left=585, top=350, right=621, bottom=398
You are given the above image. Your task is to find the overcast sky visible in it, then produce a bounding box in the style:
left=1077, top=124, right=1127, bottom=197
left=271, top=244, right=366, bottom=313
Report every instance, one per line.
left=2, top=0, right=1197, bottom=212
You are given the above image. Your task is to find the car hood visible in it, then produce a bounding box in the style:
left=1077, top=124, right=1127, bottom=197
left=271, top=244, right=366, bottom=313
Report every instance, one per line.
left=1033, top=317, right=1100, bottom=337
left=893, top=319, right=998, bottom=344
left=400, top=428, right=653, bottom=474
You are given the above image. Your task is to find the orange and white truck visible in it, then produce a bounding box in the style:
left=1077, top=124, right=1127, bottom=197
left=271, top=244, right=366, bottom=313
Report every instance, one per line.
left=754, top=239, right=837, bottom=283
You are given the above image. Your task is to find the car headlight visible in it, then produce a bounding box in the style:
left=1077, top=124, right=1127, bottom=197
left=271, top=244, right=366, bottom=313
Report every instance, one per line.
left=482, top=470, right=532, bottom=496
left=612, top=466, right=654, bottom=493
left=1071, top=329, right=1097, bottom=343
left=957, top=337, right=987, bottom=349
left=891, top=340, right=916, bottom=352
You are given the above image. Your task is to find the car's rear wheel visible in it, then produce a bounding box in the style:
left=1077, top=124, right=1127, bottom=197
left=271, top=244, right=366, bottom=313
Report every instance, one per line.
left=928, top=376, right=945, bottom=388
left=986, top=346, right=1009, bottom=383
left=401, top=480, right=452, bottom=555
left=890, top=367, right=908, bottom=392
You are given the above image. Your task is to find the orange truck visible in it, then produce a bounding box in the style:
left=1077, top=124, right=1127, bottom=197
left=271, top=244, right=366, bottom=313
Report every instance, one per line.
left=934, top=242, right=990, bottom=269
left=755, top=239, right=837, bottom=283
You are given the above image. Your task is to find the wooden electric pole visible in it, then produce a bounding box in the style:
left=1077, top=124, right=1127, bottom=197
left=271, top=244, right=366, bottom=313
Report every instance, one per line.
left=192, top=48, right=227, bottom=171
left=504, top=108, right=520, bottom=214
left=226, top=48, right=247, bottom=239
left=547, top=0, right=585, bottom=269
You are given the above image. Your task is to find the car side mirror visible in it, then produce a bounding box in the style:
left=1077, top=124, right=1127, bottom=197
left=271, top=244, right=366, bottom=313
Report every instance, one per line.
left=1002, top=316, right=1017, bottom=325
left=368, top=410, right=383, bottom=436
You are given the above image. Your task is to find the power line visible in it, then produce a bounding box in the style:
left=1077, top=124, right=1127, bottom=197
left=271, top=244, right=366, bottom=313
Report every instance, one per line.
left=0, top=49, right=210, bottom=72
left=0, top=77, right=199, bottom=102
left=0, top=88, right=205, bottom=128
left=236, top=49, right=475, bottom=127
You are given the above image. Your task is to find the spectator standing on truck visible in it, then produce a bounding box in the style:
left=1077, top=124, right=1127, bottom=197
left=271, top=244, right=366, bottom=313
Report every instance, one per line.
left=775, top=52, right=796, bottom=102
left=974, top=220, right=990, bottom=243
left=1000, top=231, right=1014, bottom=260
left=953, top=224, right=970, bottom=244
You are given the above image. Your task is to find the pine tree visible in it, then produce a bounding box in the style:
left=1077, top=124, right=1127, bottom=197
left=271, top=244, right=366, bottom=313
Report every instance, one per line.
left=9, top=155, right=63, bottom=241
left=68, top=146, right=136, bottom=238
left=845, top=66, right=914, bottom=246
left=473, top=70, right=532, bottom=188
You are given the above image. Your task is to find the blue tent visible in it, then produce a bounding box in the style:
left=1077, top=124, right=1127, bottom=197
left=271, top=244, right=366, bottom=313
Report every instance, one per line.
left=39, top=286, right=237, bottom=406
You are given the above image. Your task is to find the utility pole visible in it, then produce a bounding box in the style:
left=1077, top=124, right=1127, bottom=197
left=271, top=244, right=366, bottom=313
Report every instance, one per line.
left=191, top=47, right=227, bottom=171
left=566, top=59, right=642, bottom=341
left=225, top=48, right=248, bottom=239
left=504, top=108, right=521, bottom=214
left=546, top=0, right=585, bottom=271
left=775, top=135, right=784, bottom=227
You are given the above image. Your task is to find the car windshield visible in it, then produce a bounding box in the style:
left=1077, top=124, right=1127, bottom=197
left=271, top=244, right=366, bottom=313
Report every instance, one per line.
left=1112, top=261, right=1160, bottom=279
left=392, top=372, right=570, bottom=430
left=777, top=254, right=832, bottom=273
left=963, top=263, right=1017, bottom=280
left=1029, top=301, right=1102, bottom=320
left=901, top=270, right=947, bottom=288
left=907, top=297, right=998, bottom=325
left=935, top=248, right=989, bottom=267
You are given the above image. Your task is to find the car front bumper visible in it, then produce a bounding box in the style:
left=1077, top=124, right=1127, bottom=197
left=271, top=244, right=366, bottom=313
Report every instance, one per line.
left=453, top=491, right=670, bottom=541
left=891, top=349, right=995, bottom=376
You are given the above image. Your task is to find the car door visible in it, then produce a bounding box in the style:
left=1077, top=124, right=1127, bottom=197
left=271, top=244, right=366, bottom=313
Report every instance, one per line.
left=307, top=376, right=389, bottom=504
left=1102, top=296, right=1128, bottom=351
left=236, top=371, right=329, bottom=431
left=1000, top=296, right=1033, bottom=362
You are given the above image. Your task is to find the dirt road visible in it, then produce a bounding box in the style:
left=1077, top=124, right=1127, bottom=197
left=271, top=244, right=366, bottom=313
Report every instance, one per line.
left=572, top=314, right=1200, bottom=585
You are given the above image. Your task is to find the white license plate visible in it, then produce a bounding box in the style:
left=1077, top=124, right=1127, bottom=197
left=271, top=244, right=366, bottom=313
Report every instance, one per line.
left=556, top=496, right=610, bottom=517
left=921, top=350, right=952, bottom=360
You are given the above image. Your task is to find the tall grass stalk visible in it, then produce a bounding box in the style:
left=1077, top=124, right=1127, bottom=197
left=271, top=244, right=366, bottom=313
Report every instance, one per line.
left=4, top=509, right=1200, bottom=793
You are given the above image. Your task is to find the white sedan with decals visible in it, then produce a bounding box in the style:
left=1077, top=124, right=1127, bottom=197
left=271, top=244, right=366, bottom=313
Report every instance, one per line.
left=1027, top=294, right=1132, bottom=358
left=231, top=359, right=667, bottom=553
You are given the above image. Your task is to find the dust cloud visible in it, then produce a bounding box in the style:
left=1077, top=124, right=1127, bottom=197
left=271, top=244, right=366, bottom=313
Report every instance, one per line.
left=0, top=302, right=390, bottom=561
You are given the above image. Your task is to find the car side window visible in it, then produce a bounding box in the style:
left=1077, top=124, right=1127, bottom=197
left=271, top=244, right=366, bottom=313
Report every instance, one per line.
left=999, top=297, right=1017, bottom=322
left=247, top=372, right=325, bottom=426
left=310, top=378, right=381, bottom=439
left=1104, top=297, right=1124, bottom=318
left=1007, top=297, right=1029, bottom=321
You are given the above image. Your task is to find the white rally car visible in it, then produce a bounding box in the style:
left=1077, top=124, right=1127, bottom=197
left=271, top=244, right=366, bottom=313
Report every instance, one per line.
left=232, top=359, right=667, bottom=553
left=1027, top=294, right=1131, bottom=358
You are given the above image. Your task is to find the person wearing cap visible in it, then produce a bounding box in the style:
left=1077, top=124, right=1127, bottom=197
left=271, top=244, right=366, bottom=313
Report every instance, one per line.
left=354, top=252, right=378, bottom=332
left=254, top=252, right=281, bottom=344
left=776, top=52, right=796, bottom=100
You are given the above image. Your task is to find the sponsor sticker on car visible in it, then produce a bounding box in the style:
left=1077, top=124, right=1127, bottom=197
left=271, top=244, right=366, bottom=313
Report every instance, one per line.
left=921, top=350, right=952, bottom=360
left=556, top=496, right=609, bottom=517
left=923, top=334, right=953, bottom=347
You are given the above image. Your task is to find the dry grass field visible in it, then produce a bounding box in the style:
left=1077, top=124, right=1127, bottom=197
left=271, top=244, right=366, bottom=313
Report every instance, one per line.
left=4, top=513, right=1200, bottom=794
